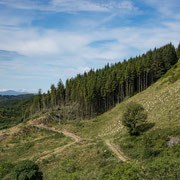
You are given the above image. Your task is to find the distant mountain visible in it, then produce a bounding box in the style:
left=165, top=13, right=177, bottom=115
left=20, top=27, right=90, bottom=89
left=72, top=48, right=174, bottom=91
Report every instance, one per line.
left=0, top=90, right=33, bottom=96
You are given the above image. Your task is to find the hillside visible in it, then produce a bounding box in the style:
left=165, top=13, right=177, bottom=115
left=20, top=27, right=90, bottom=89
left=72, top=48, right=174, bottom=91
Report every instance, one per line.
left=0, top=59, right=179, bottom=179
left=0, top=90, right=33, bottom=96
left=0, top=94, right=34, bottom=107
left=0, top=95, right=34, bottom=130
left=53, top=59, right=180, bottom=139
left=26, top=43, right=178, bottom=120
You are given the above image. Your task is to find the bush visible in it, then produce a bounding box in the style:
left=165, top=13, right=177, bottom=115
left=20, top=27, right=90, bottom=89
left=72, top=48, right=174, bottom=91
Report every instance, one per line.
left=12, top=160, right=43, bottom=180
left=145, top=157, right=180, bottom=179
left=143, top=135, right=160, bottom=159
left=0, top=161, right=13, bottom=179
left=122, top=102, right=147, bottom=135
left=106, top=161, right=144, bottom=180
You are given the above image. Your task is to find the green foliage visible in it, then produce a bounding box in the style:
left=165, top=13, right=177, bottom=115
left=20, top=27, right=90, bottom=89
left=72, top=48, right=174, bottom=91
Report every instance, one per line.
left=61, top=160, right=78, bottom=174
left=0, top=106, right=22, bottom=130
left=168, top=63, right=180, bottom=83
left=0, top=161, right=14, bottom=179
left=118, top=127, right=180, bottom=160
left=106, top=161, right=144, bottom=180
left=177, top=43, right=180, bottom=59
left=96, top=141, right=113, bottom=160
left=12, top=160, right=43, bottom=180
left=113, top=127, right=180, bottom=179
left=122, top=102, right=147, bottom=135
left=106, top=157, right=180, bottom=180
left=169, top=69, right=176, bottom=83
left=0, top=94, right=33, bottom=107
left=143, top=135, right=161, bottom=159
left=26, top=43, right=178, bottom=120
left=0, top=96, right=33, bottom=130
left=74, top=121, right=85, bottom=128
left=16, top=142, right=35, bottom=155
left=143, top=128, right=180, bottom=160
left=146, top=157, right=180, bottom=179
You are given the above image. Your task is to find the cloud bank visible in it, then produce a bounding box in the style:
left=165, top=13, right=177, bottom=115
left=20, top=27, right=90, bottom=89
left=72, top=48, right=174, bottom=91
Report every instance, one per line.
left=0, top=0, right=179, bottom=92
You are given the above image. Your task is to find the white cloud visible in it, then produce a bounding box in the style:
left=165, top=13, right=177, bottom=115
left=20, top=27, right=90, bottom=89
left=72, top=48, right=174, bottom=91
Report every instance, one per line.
left=51, top=0, right=108, bottom=12
left=0, top=19, right=180, bottom=61
left=0, top=0, right=42, bottom=10
left=0, top=15, right=31, bottom=27
left=142, top=0, right=180, bottom=18
left=0, top=0, right=180, bottom=91
left=0, top=27, right=93, bottom=56
left=0, top=0, right=138, bottom=13
left=78, top=66, right=91, bottom=73
left=0, top=21, right=179, bottom=91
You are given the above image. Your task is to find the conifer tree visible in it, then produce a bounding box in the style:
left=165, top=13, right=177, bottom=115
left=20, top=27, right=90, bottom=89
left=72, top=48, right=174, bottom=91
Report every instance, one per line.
left=50, top=84, right=56, bottom=108
left=26, top=43, right=178, bottom=119
left=57, top=79, right=65, bottom=106
left=177, top=43, right=180, bottom=59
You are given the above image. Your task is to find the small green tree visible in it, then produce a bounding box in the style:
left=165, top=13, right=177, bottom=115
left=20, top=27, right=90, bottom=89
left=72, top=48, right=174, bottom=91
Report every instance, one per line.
left=12, top=160, right=43, bottom=180
left=122, top=102, right=147, bottom=135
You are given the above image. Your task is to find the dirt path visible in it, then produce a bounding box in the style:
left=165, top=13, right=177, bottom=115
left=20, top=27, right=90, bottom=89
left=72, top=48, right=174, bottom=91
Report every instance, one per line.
left=31, top=124, right=82, bottom=161
left=32, top=124, right=81, bottom=142
left=37, top=141, right=77, bottom=161
left=1, top=121, right=128, bottom=163
left=106, top=139, right=127, bottom=162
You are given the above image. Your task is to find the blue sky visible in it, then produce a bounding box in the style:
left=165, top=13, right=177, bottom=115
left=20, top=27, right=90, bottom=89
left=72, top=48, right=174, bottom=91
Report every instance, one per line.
left=0, top=0, right=180, bottom=93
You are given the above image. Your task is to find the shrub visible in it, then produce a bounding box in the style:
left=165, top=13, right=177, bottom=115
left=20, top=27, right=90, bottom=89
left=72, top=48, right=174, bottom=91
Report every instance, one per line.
left=143, top=135, right=160, bottom=159
left=12, top=160, right=43, bottom=180
left=145, top=157, right=180, bottom=179
left=122, top=102, right=147, bottom=135
left=0, top=161, right=13, bottom=179
left=106, top=161, right=144, bottom=180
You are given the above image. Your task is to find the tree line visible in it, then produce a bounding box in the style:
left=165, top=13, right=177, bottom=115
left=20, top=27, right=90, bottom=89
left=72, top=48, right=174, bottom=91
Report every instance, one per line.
left=26, top=43, right=179, bottom=119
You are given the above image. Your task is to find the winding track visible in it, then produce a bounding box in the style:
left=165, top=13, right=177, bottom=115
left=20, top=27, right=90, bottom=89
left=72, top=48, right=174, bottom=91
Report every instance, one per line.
left=0, top=121, right=128, bottom=162
left=32, top=124, right=81, bottom=142
left=31, top=125, right=128, bottom=162
left=105, top=139, right=127, bottom=162
left=31, top=124, right=82, bottom=161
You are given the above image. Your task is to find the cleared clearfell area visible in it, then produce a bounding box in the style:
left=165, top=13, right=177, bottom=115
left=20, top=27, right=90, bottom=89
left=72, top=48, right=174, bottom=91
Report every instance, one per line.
left=0, top=126, right=72, bottom=162
left=53, top=59, right=180, bottom=140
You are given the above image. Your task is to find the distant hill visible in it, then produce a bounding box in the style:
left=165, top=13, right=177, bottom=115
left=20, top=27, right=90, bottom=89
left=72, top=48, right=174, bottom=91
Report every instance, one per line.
left=0, top=94, right=34, bottom=107
left=0, top=90, right=33, bottom=96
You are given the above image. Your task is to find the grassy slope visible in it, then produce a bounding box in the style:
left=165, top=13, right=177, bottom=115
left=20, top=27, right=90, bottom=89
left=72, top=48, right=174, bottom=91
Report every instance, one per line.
left=0, top=127, right=72, bottom=163
left=41, top=59, right=180, bottom=179
left=0, top=60, right=180, bottom=179
left=57, top=60, right=180, bottom=140
left=45, top=59, right=180, bottom=178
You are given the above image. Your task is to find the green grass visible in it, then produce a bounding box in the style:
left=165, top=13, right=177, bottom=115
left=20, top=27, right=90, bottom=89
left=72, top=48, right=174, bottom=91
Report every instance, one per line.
left=114, top=127, right=180, bottom=161
left=42, top=140, right=119, bottom=180
left=0, top=126, right=72, bottom=173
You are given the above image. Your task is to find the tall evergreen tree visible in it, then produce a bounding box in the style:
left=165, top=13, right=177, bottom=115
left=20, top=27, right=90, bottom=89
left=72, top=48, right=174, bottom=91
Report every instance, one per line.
left=50, top=84, right=57, bottom=108
left=25, top=43, right=178, bottom=119
left=177, top=43, right=180, bottom=59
